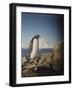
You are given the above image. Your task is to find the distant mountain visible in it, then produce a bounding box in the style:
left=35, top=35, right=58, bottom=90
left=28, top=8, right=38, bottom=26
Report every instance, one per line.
left=21, top=48, right=53, bottom=57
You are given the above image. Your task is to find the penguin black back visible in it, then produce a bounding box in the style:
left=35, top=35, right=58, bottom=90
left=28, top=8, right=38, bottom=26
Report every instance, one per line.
left=29, top=35, right=40, bottom=57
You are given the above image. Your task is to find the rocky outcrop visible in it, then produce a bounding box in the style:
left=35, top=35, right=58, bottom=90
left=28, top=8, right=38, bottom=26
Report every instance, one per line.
left=22, top=42, right=64, bottom=77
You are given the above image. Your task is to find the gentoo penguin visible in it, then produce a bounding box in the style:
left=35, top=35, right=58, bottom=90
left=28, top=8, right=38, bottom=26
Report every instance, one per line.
left=29, top=34, right=40, bottom=61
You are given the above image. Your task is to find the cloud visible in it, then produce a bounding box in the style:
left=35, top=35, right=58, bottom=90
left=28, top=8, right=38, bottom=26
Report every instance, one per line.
left=39, top=38, right=49, bottom=49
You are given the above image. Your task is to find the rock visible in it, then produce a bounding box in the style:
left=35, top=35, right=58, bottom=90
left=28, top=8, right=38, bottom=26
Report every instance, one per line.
left=22, top=42, right=64, bottom=77
left=22, top=57, right=27, bottom=65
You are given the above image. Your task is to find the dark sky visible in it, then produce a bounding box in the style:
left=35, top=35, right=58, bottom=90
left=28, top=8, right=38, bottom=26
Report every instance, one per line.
left=21, top=13, right=64, bottom=48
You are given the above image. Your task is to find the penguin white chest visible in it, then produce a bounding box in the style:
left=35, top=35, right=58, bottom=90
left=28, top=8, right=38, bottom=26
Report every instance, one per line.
left=30, top=39, right=39, bottom=59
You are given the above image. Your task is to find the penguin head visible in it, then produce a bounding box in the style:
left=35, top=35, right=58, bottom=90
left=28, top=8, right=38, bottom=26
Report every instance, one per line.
left=37, top=34, right=40, bottom=39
